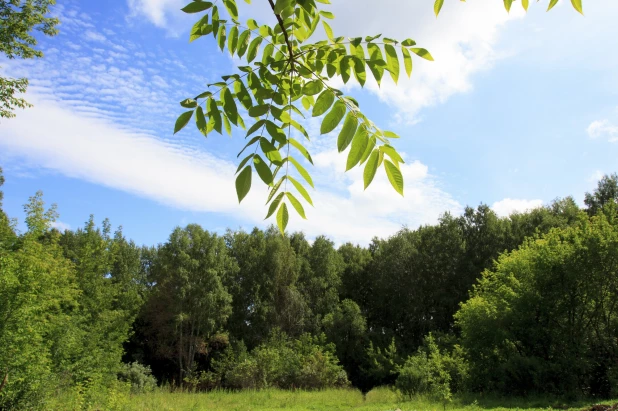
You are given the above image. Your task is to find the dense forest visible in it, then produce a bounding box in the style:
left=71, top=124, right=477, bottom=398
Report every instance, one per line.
left=1, top=167, right=618, bottom=410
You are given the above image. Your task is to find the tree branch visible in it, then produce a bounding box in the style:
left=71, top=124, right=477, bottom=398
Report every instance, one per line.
left=266, top=0, right=295, bottom=67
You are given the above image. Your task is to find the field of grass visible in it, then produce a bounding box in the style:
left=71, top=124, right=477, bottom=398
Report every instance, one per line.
left=120, top=388, right=614, bottom=411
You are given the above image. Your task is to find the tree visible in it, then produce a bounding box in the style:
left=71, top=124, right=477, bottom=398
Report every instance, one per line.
left=175, top=0, right=583, bottom=232
left=0, top=192, right=77, bottom=409
left=585, top=173, right=618, bottom=216
left=0, top=0, right=59, bottom=118
left=455, top=208, right=618, bottom=396
left=142, top=225, right=236, bottom=384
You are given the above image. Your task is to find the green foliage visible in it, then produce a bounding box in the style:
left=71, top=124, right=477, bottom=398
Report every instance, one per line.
left=176, top=0, right=435, bottom=233
left=0, top=193, right=77, bottom=410
left=223, top=330, right=349, bottom=390
left=0, top=0, right=59, bottom=118
left=118, top=362, right=157, bottom=394
left=141, top=225, right=236, bottom=384
left=395, top=334, right=467, bottom=403
left=456, top=207, right=618, bottom=396
left=585, top=173, right=618, bottom=216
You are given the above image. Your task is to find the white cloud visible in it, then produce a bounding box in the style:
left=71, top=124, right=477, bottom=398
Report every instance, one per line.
left=84, top=30, right=107, bottom=42
left=0, top=94, right=460, bottom=244
left=587, top=119, right=618, bottom=143
left=51, top=220, right=71, bottom=232
left=126, top=0, right=190, bottom=35
left=491, top=198, right=543, bottom=217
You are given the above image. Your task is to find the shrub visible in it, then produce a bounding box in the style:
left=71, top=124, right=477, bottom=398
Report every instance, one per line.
left=395, top=334, right=467, bottom=403
left=118, top=362, right=157, bottom=393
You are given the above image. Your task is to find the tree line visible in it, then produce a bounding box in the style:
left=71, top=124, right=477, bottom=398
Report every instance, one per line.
left=1, top=168, right=617, bottom=409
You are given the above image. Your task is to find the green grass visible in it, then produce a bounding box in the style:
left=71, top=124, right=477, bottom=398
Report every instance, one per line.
left=120, top=388, right=615, bottom=411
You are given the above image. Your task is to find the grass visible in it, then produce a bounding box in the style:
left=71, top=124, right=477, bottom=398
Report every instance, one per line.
left=120, top=387, right=616, bottom=411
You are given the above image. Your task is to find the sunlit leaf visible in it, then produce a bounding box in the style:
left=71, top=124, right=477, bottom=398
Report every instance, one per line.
left=236, top=165, right=252, bottom=202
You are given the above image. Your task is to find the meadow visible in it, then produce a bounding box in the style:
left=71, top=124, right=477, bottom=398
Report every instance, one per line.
left=116, top=388, right=612, bottom=411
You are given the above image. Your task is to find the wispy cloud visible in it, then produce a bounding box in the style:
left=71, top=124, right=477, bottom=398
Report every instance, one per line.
left=587, top=119, right=618, bottom=143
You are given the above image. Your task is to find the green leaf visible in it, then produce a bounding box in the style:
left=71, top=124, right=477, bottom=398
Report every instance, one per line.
left=547, top=0, right=559, bottom=11
left=262, top=43, right=274, bottom=64
left=522, top=0, right=529, bottom=10
left=223, top=0, right=238, bottom=19
left=367, top=60, right=385, bottom=86
left=570, top=0, right=583, bottom=14
left=207, top=98, right=222, bottom=134
left=337, top=113, right=358, bottom=152
left=410, top=48, right=434, bottom=61
left=286, top=192, right=307, bottom=219
left=359, top=136, right=376, bottom=165
left=236, top=165, right=252, bottom=202
left=253, top=155, right=273, bottom=185
left=246, top=119, right=266, bottom=137
left=190, top=15, right=211, bottom=42
left=401, top=39, right=416, bottom=47
left=266, top=121, right=287, bottom=145
left=196, top=105, right=207, bottom=135
left=236, top=154, right=254, bottom=174
left=319, top=10, right=335, bottom=19
left=223, top=113, right=232, bottom=135
left=380, top=145, right=404, bottom=164
left=289, top=138, right=313, bottom=164
left=340, top=56, right=352, bottom=84
left=434, top=0, right=444, bottom=16
left=384, top=44, right=400, bottom=84
left=228, top=25, right=239, bottom=55
left=182, top=1, right=213, bottom=13
left=247, top=19, right=259, bottom=30
left=248, top=104, right=270, bottom=117
left=352, top=57, right=367, bottom=87
left=238, top=136, right=260, bottom=157
left=247, top=37, right=262, bottom=63
left=266, top=178, right=285, bottom=205
left=180, top=98, right=197, bottom=108
left=289, top=157, right=314, bottom=187
left=402, top=47, right=412, bottom=78
left=234, top=81, right=253, bottom=110
left=384, top=159, right=404, bottom=196
left=266, top=192, right=284, bottom=218
left=288, top=176, right=313, bottom=206
left=260, top=138, right=282, bottom=163
left=174, top=111, right=194, bottom=134
left=274, top=0, right=293, bottom=14
left=313, top=90, right=335, bottom=117
left=237, top=30, right=251, bottom=57
left=301, top=96, right=312, bottom=111
left=276, top=202, right=289, bottom=234
left=322, top=21, right=334, bottom=41
left=302, top=80, right=323, bottom=96
left=384, top=131, right=400, bottom=139
left=346, top=126, right=369, bottom=171
left=503, top=0, right=513, bottom=12
left=320, top=100, right=346, bottom=134
left=217, top=26, right=226, bottom=51
left=222, top=88, right=238, bottom=125
left=363, top=149, right=379, bottom=189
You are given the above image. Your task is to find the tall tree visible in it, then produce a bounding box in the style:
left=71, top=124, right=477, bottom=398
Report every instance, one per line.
left=585, top=173, right=618, bottom=216
left=0, top=0, right=59, bottom=118
left=143, top=225, right=236, bottom=384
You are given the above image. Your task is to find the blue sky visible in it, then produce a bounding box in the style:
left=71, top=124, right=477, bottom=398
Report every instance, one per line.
left=1, top=0, right=617, bottom=246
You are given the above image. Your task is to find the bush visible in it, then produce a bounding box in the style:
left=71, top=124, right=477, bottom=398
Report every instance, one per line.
left=223, top=331, right=349, bottom=390
left=118, top=362, right=157, bottom=393
left=395, top=334, right=467, bottom=402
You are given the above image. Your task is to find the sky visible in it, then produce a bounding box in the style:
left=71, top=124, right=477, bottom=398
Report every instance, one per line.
left=0, top=0, right=617, bottom=246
